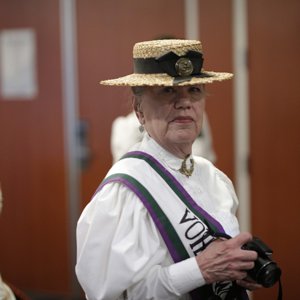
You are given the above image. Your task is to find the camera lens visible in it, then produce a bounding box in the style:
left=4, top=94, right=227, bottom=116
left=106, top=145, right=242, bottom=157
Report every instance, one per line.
left=255, top=261, right=281, bottom=288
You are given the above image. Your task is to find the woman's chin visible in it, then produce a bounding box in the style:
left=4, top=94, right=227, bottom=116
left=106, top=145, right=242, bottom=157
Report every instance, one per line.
left=169, top=134, right=196, bottom=146
left=173, top=130, right=198, bottom=142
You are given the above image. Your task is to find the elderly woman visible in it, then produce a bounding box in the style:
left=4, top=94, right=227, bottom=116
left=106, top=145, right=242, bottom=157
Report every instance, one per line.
left=76, top=39, right=261, bottom=300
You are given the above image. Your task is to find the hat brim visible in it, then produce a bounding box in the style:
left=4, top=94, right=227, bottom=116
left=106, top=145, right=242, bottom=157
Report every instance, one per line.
left=100, top=71, right=233, bottom=87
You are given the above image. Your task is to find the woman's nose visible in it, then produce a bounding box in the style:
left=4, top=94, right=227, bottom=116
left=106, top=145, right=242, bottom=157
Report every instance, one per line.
left=174, top=90, right=191, bottom=109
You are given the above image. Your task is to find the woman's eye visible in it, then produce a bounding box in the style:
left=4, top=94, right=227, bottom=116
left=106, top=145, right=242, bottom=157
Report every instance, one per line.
left=189, top=86, right=202, bottom=93
left=162, top=87, right=175, bottom=94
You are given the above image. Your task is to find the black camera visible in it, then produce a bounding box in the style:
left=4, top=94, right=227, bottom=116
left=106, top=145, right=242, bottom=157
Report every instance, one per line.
left=242, top=237, right=281, bottom=287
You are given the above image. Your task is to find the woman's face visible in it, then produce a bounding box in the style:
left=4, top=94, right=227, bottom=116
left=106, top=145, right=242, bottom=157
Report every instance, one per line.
left=135, top=84, right=206, bottom=156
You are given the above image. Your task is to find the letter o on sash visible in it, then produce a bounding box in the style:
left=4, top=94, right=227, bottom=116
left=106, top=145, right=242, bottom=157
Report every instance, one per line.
left=185, top=221, right=206, bottom=240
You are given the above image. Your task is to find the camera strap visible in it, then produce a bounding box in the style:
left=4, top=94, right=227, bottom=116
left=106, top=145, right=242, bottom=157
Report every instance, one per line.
left=224, top=280, right=283, bottom=300
left=224, top=281, right=248, bottom=300
left=277, top=278, right=283, bottom=300
left=238, top=279, right=282, bottom=300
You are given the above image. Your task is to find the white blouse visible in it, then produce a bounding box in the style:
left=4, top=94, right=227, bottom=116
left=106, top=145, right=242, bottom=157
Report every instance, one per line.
left=76, top=134, right=240, bottom=300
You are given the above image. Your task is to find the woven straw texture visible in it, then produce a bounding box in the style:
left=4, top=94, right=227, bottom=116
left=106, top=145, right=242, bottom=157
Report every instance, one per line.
left=133, top=39, right=202, bottom=58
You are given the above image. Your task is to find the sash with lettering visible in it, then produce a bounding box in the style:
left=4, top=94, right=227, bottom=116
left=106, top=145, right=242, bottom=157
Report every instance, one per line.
left=97, top=151, right=249, bottom=300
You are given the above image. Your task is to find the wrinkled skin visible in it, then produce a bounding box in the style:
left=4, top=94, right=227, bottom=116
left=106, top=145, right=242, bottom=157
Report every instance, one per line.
left=196, top=232, right=262, bottom=290
left=134, top=85, right=205, bottom=158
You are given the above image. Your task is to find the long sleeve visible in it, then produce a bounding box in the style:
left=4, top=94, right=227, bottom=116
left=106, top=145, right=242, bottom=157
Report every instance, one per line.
left=0, top=275, right=16, bottom=300
left=76, top=183, right=205, bottom=300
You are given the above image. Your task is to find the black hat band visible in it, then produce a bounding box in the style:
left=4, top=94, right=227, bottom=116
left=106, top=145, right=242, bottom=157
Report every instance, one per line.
left=134, top=51, right=204, bottom=78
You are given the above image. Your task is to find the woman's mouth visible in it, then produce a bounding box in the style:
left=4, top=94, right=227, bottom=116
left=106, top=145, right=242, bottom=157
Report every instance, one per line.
left=172, top=116, right=194, bottom=123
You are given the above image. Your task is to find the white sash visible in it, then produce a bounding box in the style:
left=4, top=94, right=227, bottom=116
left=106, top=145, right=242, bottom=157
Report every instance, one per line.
left=107, top=154, right=221, bottom=258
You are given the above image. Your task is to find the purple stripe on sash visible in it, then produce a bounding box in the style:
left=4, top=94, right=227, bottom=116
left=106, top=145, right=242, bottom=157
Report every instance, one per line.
left=127, top=151, right=225, bottom=233
left=99, top=176, right=182, bottom=263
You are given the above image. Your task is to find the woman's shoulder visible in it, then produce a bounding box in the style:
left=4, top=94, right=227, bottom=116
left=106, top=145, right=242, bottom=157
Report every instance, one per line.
left=193, top=155, right=215, bottom=173
left=194, top=156, right=234, bottom=188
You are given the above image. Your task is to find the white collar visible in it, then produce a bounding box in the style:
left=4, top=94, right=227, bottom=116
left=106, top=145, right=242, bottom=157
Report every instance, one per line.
left=138, top=134, right=194, bottom=174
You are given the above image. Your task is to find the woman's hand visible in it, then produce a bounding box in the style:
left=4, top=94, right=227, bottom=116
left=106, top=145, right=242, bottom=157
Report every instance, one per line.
left=236, top=277, right=263, bottom=291
left=196, top=232, right=258, bottom=284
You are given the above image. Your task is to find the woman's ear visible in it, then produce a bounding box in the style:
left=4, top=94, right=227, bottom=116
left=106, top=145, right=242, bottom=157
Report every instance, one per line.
left=132, top=96, right=145, bottom=125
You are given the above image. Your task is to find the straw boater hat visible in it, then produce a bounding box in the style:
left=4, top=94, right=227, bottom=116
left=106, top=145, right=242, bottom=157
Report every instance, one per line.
left=100, top=39, right=233, bottom=87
